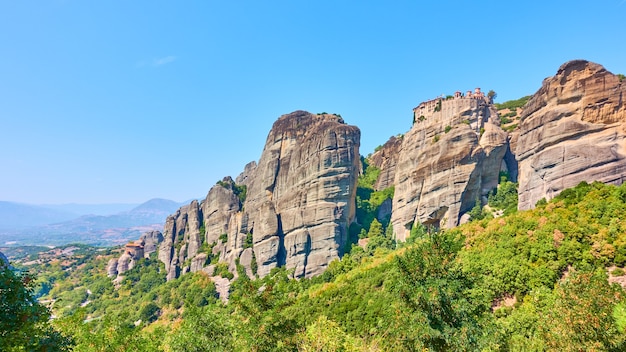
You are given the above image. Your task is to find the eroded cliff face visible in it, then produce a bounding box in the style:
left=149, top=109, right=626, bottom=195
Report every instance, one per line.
left=157, top=179, right=242, bottom=281
left=243, top=111, right=360, bottom=278
left=516, top=60, right=626, bottom=210
left=148, top=111, right=360, bottom=281
left=390, top=94, right=510, bottom=240
left=368, top=135, right=403, bottom=191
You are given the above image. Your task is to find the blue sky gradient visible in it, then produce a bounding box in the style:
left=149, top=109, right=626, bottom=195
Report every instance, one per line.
left=1, top=1, right=625, bottom=204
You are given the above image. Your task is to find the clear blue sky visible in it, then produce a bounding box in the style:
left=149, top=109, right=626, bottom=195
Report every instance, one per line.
left=1, top=1, right=625, bottom=204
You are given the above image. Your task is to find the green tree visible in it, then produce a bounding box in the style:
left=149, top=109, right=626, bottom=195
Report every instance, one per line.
left=487, top=89, right=497, bottom=102
left=55, top=310, right=162, bottom=352
left=0, top=267, right=72, bottom=351
left=165, top=304, right=234, bottom=351
left=396, top=232, right=487, bottom=351
left=488, top=173, right=518, bottom=215
left=468, top=196, right=488, bottom=221
left=139, top=302, right=160, bottom=323
left=539, top=270, right=626, bottom=351
left=297, top=315, right=362, bottom=351
left=367, top=218, right=383, bottom=238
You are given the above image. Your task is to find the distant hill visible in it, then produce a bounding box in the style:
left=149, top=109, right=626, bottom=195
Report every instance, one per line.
left=40, top=203, right=138, bottom=216
left=0, top=198, right=189, bottom=247
left=47, top=198, right=185, bottom=231
left=0, top=201, right=78, bottom=229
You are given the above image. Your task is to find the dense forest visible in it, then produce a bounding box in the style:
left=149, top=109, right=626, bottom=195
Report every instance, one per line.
left=4, top=175, right=626, bottom=350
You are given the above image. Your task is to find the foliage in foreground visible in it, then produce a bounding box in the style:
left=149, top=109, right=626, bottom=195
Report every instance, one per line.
left=0, top=267, right=72, bottom=351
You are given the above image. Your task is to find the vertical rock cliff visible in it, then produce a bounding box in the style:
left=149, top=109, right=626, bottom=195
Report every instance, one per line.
left=152, top=111, right=360, bottom=280
left=368, top=135, right=403, bottom=191
left=516, top=60, right=626, bottom=209
left=390, top=91, right=510, bottom=240
left=244, top=111, right=360, bottom=278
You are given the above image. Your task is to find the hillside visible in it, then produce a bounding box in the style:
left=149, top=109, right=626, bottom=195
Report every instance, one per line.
left=9, top=181, right=626, bottom=351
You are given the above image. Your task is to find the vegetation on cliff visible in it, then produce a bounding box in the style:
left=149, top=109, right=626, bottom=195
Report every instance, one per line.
left=5, top=181, right=626, bottom=351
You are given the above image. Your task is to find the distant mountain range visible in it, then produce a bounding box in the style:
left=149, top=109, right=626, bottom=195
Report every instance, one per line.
left=0, top=199, right=189, bottom=247
left=40, top=203, right=139, bottom=217
left=0, top=201, right=79, bottom=229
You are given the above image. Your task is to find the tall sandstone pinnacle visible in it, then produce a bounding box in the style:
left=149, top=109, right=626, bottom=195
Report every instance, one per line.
left=155, top=111, right=360, bottom=280
left=516, top=60, right=626, bottom=210
left=389, top=91, right=511, bottom=240
left=245, top=111, right=360, bottom=278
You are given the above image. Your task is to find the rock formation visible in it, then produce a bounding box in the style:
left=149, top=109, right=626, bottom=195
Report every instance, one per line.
left=106, top=258, right=118, bottom=277
left=243, top=111, right=360, bottom=278
left=140, top=231, right=164, bottom=258
left=368, top=135, right=403, bottom=191
left=106, top=60, right=626, bottom=286
left=108, top=231, right=164, bottom=278
left=390, top=90, right=511, bottom=240
left=516, top=60, right=626, bottom=209
left=154, top=111, right=360, bottom=280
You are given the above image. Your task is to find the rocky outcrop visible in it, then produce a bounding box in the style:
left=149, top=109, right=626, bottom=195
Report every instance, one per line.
left=516, top=60, right=626, bottom=209
left=106, top=258, right=118, bottom=277
left=108, top=231, right=164, bottom=278
left=244, top=111, right=360, bottom=278
left=236, top=161, right=257, bottom=187
left=154, top=111, right=360, bottom=280
left=391, top=93, right=510, bottom=240
left=140, top=231, right=163, bottom=258
left=211, top=276, right=231, bottom=303
left=368, top=135, right=403, bottom=191
left=116, top=252, right=133, bottom=275
left=190, top=253, right=208, bottom=273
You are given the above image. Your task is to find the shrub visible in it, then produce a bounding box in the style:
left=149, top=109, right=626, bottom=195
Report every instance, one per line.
left=214, top=263, right=234, bottom=280
left=244, top=232, right=254, bottom=249
left=445, top=125, right=452, bottom=133
left=504, top=123, right=518, bottom=132
left=495, top=96, right=531, bottom=110
left=434, top=99, right=442, bottom=112
left=250, top=251, right=258, bottom=277
left=488, top=173, right=518, bottom=215
left=139, top=302, right=160, bottom=323
left=233, top=184, right=247, bottom=204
